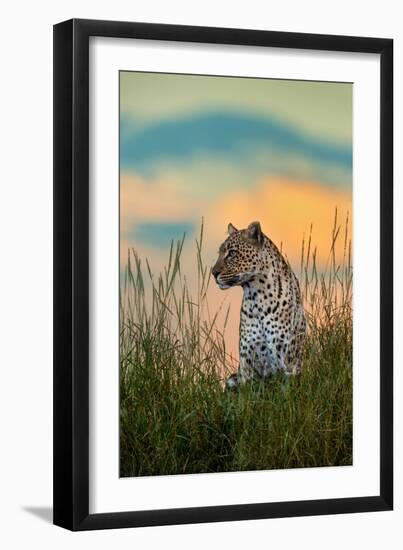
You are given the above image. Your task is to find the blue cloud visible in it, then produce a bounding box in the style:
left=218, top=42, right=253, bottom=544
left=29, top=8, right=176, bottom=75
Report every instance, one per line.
left=120, top=111, right=352, bottom=175
left=129, top=221, right=195, bottom=248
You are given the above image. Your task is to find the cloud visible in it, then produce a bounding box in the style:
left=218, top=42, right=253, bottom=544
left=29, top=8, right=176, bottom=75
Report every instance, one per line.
left=120, top=174, right=206, bottom=278
left=120, top=72, right=352, bottom=143
left=120, top=112, right=352, bottom=179
left=129, top=221, right=195, bottom=248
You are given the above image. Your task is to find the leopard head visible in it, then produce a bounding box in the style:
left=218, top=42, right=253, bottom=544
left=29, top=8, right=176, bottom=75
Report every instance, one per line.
left=212, top=221, right=265, bottom=289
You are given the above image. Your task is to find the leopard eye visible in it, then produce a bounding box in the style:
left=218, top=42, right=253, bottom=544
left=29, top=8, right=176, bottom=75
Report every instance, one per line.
left=226, top=249, right=235, bottom=259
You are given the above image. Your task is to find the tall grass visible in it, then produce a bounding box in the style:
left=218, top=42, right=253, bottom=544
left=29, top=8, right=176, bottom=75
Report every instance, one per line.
left=120, top=215, right=352, bottom=476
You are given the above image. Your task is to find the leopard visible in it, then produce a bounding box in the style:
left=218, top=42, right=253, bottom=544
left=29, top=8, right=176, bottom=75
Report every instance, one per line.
left=212, top=221, right=306, bottom=390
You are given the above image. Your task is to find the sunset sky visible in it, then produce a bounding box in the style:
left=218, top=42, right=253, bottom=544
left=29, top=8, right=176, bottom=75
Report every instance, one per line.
left=120, top=71, right=352, bottom=358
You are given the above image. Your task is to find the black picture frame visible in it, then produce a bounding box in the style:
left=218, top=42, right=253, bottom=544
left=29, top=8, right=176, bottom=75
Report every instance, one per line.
left=53, top=18, right=393, bottom=531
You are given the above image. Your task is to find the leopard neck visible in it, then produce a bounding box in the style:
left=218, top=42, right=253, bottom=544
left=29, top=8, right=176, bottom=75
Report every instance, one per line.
left=241, top=237, right=287, bottom=309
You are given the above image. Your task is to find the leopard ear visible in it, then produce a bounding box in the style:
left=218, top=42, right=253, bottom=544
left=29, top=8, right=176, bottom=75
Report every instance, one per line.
left=246, top=221, right=264, bottom=246
left=227, top=223, right=238, bottom=235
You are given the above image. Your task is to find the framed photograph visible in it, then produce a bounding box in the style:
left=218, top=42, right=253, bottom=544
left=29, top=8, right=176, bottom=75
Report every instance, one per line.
left=53, top=19, right=393, bottom=530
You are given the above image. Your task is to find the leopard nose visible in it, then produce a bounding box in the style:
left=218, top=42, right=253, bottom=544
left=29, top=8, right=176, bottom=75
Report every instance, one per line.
left=211, top=265, right=221, bottom=279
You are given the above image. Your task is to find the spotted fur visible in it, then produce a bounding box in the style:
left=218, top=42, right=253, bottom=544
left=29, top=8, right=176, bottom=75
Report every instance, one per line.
left=212, top=221, right=306, bottom=388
